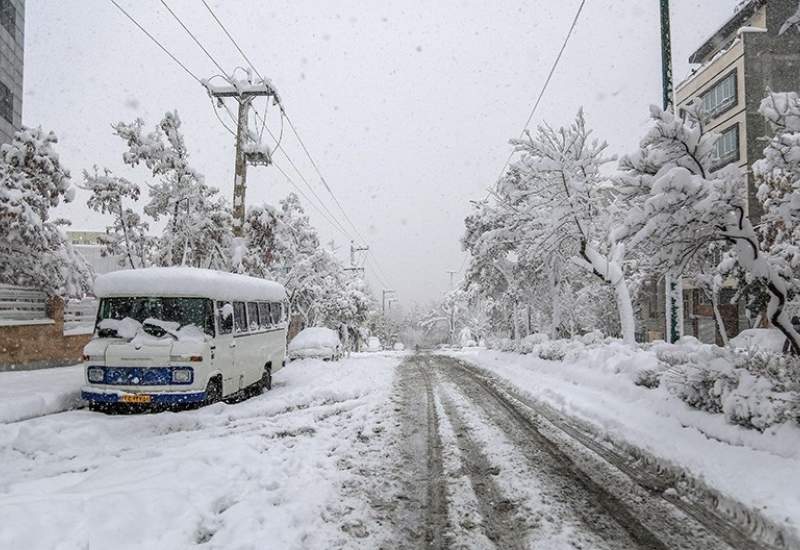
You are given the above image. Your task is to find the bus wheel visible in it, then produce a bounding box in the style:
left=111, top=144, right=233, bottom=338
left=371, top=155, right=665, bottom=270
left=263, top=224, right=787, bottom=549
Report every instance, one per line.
left=261, top=364, right=272, bottom=391
left=205, top=377, right=222, bottom=405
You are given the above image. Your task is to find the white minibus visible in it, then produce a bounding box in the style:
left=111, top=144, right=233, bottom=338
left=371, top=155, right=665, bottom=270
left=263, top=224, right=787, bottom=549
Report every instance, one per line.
left=81, top=267, right=288, bottom=410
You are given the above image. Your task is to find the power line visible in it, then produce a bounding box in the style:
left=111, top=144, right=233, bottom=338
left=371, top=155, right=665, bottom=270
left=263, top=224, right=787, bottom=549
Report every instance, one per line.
left=490, top=0, right=588, bottom=189
left=201, top=0, right=264, bottom=81
left=282, top=112, right=367, bottom=244
left=272, top=161, right=354, bottom=241
left=459, top=0, right=589, bottom=276
left=159, top=0, right=231, bottom=79
left=108, top=0, right=201, bottom=83
left=198, top=3, right=395, bottom=289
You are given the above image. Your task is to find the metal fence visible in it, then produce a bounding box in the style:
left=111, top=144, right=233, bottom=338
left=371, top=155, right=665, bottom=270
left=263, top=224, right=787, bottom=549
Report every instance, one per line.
left=64, top=299, right=98, bottom=335
left=0, top=284, right=48, bottom=324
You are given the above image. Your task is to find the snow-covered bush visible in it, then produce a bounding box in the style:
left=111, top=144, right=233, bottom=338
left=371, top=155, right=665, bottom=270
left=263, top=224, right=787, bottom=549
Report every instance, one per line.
left=663, top=363, right=737, bottom=414
left=498, top=338, right=516, bottom=352
left=517, top=333, right=549, bottom=354
left=536, top=339, right=582, bottom=361
left=661, top=343, right=800, bottom=431
left=577, top=329, right=604, bottom=346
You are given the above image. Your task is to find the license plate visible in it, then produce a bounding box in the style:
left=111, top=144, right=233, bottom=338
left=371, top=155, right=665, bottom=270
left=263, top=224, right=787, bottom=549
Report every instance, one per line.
left=121, top=394, right=151, bottom=404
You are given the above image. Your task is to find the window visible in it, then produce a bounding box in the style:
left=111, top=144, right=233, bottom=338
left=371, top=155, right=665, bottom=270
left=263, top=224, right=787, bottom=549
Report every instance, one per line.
left=712, top=124, right=739, bottom=168
left=96, top=297, right=214, bottom=336
left=216, top=301, right=233, bottom=335
left=247, top=302, right=260, bottom=331
left=257, top=302, right=270, bottom=329
left=701, top=70, right=736, bottom=118
left=0, top=81, right=12, bottom=124
left=0, top=0, right=15, bottom=37
left=233, top=301, right=248, bottom=334
left=270, top=303, right=282, bottom=325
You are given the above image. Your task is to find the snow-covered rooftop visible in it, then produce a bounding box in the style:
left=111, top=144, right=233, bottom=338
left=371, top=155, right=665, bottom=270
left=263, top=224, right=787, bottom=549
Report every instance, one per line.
left=94, top=267, right=286, bottom=302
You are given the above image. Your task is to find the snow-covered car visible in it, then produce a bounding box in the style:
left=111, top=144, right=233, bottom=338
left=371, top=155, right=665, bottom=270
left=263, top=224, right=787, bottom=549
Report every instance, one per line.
left=393, top=342, right=405, bottom=351
left=366, top=336, right=382, bottom=352
left=729, top=328, right=786, bottom=352
left=81, top=267, right=288, bottom=411
left=288, top=327, right=343, bottom=361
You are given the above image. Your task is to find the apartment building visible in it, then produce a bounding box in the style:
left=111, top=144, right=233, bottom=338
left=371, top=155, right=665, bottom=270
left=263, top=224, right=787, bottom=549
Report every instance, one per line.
left=638, top=0, right=800, bottom=344
left=0, top=0, right=22, bottom=145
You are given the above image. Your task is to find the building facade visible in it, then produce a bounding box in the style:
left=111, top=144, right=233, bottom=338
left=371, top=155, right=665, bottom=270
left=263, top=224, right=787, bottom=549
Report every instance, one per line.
left=637, top=0, right=800, bottom=344
left=0, top=0, right=22, bottom=145
left=676, top=0, right=800, bottom=221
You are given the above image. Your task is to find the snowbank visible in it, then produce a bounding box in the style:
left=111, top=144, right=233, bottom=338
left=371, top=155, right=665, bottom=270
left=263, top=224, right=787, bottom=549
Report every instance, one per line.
left=445, top=344, right=800, bottom=543
left=95, top=267, right=286, bottom=302
left=0, top=355, right=401, bottom=549
left=0, top=365, right=84, bottom=423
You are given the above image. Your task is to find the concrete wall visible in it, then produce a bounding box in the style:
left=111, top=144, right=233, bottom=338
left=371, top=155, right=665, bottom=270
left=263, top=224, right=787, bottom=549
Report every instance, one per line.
left=0, top=0, right=23, bottom=145
left=0, top=296, right=92, bottom=371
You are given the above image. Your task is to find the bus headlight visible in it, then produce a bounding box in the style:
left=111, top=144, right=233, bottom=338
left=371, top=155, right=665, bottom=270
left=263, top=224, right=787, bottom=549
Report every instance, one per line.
left=171, top=368, right=193, bottom=384
left=87, top=367, right=104, bottom=383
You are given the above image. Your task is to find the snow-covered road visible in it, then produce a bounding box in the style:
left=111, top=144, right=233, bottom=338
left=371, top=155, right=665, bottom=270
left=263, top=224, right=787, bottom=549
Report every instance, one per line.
left=0, top=352, right=785, bottom=549
left=381, top=354, right=758, bottom=550
left=0, top=354, right=402, bottom=550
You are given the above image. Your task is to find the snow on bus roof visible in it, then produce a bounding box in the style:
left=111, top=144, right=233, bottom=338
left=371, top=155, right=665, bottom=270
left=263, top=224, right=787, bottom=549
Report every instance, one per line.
left=94, top=267, right=286, bottom=302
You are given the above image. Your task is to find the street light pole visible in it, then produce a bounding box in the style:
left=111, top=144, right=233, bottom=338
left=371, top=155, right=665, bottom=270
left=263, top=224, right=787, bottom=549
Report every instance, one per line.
left=660, top=0, right=683, bottom=344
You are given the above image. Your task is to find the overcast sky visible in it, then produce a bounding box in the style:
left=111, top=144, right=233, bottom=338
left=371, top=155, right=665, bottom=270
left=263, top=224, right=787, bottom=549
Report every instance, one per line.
left=23, top=0, right=738, bottom=306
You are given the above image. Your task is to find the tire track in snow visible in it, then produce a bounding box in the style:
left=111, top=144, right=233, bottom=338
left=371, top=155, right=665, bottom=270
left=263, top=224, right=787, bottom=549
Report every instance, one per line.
left=434, top=379, right=528, bottom=549
left=440, top=354, right=764, bottom=550
left=392, top=354, right=450, bottom=549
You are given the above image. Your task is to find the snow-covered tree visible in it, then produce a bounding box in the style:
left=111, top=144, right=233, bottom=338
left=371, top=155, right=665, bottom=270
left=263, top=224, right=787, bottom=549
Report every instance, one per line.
left=113, top=112, right=233, bottom=269
left=464, top=110, right=636, bottom=343
left=0, top=127, right=91, bottom=296
left=421, top=289, right=471, bottom=344
left=614, top=103, right=800, bottom=354
left=82, top=167, right=151, bottom=269
left=240, top=193, right=372, bottom=331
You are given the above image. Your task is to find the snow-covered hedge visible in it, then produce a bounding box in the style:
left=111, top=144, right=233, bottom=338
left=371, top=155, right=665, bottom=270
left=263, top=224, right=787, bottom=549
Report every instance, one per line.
left=659, top=344, right=800, bottom=432
left=517, top=333, right=549, bottom=354
left=484, top=334, right=800, bottom=432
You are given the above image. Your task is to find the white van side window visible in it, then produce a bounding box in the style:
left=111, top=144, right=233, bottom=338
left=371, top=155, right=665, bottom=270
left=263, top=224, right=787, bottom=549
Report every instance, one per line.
left=257, top=302, right=270, bottom=329
left=233, top=301, right=248, bottom=334
left=270, top=303, right=281, bottom=325
left=217, top=301, right=233, bottom=335
left=247, top=302, right=260, bottom=332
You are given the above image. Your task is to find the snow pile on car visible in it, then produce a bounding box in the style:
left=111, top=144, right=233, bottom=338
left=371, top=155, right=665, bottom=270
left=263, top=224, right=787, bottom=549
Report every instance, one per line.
left=288, top=327, right=339, bottom=352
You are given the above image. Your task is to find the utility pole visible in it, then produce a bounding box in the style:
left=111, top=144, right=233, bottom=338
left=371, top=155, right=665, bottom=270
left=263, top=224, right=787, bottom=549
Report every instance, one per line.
left=660, top=0, right=682, bottom=344
left=344, top=240, right=369, bottom=274
left=205, top=78, right=279, bottom=237
left=382, top=289, right=395, bottom=316
left=446, top=270, right=457, bottom=290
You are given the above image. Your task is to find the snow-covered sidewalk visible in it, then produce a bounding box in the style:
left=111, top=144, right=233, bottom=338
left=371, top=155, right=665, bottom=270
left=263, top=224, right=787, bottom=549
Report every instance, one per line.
left=0, top=355, right=401, bottom=550
left=0, top=364, right=84, bottom=423
left=444, top=347, right=800, bottom=544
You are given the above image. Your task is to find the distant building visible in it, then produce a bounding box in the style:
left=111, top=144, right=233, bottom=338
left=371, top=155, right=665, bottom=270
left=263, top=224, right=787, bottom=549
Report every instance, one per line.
left=638, top=0, right=800, bottom=344
left=67, top=231, right=127, bottom=275
left=0, top=0, right=23, bottom=145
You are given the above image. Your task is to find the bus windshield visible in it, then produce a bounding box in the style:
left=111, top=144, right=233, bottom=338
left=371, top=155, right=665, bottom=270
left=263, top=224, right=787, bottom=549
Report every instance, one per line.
left=96, top=297, right=215, bottom=337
